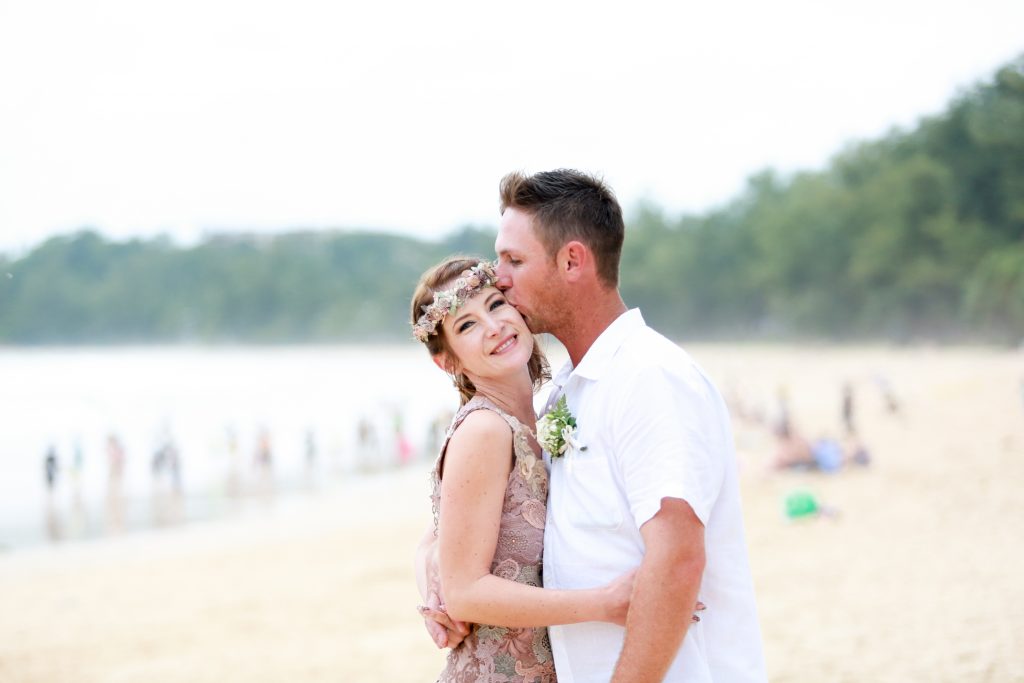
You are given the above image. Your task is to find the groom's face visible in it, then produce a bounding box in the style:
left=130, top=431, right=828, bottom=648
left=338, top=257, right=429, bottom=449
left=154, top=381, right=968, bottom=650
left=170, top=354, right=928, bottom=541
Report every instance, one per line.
left=495, top=207, right=562, bottom=335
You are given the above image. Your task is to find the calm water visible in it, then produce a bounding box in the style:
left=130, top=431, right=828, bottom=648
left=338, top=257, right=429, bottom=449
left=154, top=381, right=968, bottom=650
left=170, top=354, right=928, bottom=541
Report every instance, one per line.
left=0, top=345, right=485, bottom=551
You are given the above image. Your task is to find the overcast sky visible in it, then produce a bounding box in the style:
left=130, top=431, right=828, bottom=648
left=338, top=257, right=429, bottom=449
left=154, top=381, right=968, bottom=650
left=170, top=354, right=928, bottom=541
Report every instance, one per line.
left=1, top=0, right=1022, bottom=255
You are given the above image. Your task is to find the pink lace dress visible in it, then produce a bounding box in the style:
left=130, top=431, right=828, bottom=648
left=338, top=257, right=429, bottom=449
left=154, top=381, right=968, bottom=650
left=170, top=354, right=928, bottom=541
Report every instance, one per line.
left=430, top=395, right=556, bottom=683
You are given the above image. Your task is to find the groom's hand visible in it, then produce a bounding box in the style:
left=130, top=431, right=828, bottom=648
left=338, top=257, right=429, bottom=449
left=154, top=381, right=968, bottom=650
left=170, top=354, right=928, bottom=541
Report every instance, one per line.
left=417, top=590, right=470, bottom=649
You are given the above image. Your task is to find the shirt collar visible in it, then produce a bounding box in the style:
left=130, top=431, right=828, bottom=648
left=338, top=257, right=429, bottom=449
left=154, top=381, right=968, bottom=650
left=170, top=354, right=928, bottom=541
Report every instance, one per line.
left=553, top=308, right=646, bottom=387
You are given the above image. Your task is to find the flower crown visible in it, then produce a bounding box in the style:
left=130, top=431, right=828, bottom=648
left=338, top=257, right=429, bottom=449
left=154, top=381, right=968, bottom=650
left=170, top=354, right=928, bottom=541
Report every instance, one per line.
left=412, top=261, right=498, bottom=343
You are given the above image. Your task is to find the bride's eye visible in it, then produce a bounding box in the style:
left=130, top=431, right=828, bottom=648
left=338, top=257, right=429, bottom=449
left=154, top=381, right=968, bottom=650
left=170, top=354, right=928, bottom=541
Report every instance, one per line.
left=490, top=299, right=505, bottom=311
left=458, top=320, right=474, bottom=333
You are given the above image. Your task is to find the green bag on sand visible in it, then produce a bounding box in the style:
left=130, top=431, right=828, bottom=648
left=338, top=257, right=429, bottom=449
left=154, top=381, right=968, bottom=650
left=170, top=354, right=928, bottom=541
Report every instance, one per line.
left=784, top=490, right=819, bottom=518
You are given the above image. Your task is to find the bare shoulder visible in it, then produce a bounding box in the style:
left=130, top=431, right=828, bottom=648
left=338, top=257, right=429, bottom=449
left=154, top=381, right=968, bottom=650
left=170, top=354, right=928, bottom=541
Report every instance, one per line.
left=445, top=408, right=513, bottom=468
left=438, top=408, right=512, bottom=481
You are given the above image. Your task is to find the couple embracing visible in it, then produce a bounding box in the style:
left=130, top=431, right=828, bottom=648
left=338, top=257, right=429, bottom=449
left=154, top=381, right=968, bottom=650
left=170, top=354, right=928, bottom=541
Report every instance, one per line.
left=411, top=169, right=766, bottom=683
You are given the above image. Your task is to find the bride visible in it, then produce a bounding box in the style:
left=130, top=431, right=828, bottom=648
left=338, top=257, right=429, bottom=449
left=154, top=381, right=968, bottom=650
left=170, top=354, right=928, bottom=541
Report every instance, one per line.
left=411, top=256, right=634, bottom=682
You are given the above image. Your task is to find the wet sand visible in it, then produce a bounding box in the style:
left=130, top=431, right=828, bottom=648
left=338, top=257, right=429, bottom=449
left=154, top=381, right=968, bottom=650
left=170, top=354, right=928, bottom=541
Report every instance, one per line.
left=1, top=345, right=1022, bottom=683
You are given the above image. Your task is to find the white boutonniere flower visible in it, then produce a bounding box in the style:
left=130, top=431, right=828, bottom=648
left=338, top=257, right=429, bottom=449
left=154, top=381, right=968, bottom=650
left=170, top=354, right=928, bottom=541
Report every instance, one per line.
left=537, top=396, right=586, bottom=465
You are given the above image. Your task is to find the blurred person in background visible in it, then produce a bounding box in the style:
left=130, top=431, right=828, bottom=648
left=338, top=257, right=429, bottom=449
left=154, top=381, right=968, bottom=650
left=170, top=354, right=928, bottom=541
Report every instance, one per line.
left=105, top=433, right=127, bottom=531
left=841, top=381, right=856, bottom=436
left=43, top=444, right=59, bottom=492
left=254, top=426, right=273, bottom=473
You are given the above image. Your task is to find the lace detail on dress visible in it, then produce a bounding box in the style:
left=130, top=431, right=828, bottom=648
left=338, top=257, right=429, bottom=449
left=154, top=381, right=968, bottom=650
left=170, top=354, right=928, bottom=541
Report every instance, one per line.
left=429, top=395, right=556, bottom=683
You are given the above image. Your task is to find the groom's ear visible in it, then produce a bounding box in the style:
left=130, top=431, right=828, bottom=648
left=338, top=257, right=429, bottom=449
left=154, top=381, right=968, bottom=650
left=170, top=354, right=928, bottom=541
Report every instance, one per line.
left=559, top=241, right=589, bottom=283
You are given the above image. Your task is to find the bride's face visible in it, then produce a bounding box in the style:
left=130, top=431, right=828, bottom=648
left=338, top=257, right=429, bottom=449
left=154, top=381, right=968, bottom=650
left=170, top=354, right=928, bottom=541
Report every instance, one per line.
left=437, top=286, right=534, bottom=383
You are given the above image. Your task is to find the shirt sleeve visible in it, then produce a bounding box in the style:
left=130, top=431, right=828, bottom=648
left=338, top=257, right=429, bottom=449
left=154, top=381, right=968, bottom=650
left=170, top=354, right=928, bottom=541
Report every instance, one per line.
left=611, top=363, right=725, bottom=529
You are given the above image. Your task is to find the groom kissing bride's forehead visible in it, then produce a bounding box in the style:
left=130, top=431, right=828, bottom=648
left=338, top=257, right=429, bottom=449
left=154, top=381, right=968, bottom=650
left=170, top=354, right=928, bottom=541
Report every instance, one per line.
left=421, top=168, right=766, bottom=683
left=494, top=169, right=624, bottom=344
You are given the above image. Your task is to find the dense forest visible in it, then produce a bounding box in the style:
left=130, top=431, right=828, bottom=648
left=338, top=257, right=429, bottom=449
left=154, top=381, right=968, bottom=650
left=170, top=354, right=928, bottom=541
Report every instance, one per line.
left=2, top=57, right=1021, bottom=345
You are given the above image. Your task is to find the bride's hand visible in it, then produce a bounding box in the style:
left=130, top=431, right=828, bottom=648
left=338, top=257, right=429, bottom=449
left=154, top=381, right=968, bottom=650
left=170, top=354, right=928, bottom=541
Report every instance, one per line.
left=601, top=569, right=706, bottom=626
left=418, top=590, right=471, bottom=649
left=601, top=568, right=637, bottom=626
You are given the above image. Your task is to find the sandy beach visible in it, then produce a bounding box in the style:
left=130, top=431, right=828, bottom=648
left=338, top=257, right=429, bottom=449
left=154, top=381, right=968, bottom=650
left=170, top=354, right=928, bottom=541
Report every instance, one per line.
left=2, top=345, right=1022, bottom=683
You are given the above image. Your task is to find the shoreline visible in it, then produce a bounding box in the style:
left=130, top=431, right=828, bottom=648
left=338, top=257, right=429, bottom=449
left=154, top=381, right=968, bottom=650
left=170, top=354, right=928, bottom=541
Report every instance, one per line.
left=0, top=465, right=433, bottom=570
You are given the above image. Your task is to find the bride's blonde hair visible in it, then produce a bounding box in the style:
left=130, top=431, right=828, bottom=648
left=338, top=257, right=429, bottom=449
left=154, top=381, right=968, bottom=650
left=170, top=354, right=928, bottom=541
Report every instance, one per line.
left=411, top=255, right=550, bottom=405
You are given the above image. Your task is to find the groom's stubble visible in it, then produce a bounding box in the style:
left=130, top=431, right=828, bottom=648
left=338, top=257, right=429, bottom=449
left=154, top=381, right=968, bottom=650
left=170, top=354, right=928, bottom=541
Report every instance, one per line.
left=496, top=207, right=575, bottom=342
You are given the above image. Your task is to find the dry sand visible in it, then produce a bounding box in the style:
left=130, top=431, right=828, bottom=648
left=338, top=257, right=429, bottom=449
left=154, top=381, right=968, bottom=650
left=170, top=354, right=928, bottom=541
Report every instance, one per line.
left=1, top=345, right=1022, bottom=683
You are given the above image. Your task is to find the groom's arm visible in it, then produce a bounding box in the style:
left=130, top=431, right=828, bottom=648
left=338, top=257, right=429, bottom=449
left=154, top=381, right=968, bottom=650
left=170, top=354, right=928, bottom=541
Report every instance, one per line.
left=611, top=497, right=705, bottom=683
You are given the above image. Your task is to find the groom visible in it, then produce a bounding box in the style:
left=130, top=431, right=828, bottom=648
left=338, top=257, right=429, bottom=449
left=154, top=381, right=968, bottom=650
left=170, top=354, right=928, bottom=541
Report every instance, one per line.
left=427, top=169, right=766, bottom=682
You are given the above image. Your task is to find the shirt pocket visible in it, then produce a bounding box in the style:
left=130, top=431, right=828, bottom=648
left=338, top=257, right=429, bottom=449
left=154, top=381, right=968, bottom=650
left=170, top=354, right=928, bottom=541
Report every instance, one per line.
left=565, top=451, right=623, bottom=530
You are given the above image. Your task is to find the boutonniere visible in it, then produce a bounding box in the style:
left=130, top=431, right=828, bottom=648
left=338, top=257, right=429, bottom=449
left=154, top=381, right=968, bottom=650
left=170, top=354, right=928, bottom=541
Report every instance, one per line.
left=536, top=396, right=587, bottom=459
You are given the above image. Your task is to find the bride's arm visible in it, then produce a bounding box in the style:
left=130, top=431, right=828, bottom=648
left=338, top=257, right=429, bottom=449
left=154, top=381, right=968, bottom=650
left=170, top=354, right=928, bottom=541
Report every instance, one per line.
left=438, top=409, right=630, bottom=628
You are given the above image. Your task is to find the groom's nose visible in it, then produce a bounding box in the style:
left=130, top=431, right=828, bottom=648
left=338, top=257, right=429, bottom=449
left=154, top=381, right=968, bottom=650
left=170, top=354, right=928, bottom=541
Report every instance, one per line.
left=494, top=268, right=512, bottom=292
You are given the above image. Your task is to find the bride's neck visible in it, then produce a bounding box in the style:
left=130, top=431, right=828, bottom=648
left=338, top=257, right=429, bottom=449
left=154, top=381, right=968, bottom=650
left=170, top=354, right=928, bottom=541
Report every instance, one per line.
left=471, top=370, right=535, bottom=423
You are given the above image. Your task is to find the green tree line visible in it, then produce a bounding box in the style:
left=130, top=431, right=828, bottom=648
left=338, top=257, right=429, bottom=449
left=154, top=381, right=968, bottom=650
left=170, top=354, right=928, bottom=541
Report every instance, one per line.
left=0, top=227, right=497, bottom=344
left=1, top=57, right=1021, bottom=345
left=625, top=55, right=1024, bottom=343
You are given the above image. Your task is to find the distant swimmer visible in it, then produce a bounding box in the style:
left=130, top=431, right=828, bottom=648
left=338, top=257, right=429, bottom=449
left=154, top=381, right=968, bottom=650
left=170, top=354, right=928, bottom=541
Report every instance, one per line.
left=305, top=428, right=317, bottom=466
left=106, top=433, right=126, bottom=485
left=44, top=445, right=59, bottom=491
left=71, top=438, right=85, bottom=486
left=394, top=412, right=414, bottom=466
left=255, top=426, right=273, bottom=471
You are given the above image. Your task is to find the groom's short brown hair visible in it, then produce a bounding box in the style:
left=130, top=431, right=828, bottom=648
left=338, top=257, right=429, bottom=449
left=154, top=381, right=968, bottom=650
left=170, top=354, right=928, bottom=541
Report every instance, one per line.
left=499, top=169, right=625, bottom=288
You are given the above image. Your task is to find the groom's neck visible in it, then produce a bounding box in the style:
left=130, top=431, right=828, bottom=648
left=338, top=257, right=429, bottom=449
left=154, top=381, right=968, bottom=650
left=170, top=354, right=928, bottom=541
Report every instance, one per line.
left=558, top=289, right=628, bottom=368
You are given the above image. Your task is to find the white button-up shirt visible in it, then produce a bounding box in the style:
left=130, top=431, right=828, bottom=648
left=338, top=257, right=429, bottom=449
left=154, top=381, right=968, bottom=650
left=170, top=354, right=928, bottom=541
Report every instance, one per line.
left=542, top=309, right=766, bottom=683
